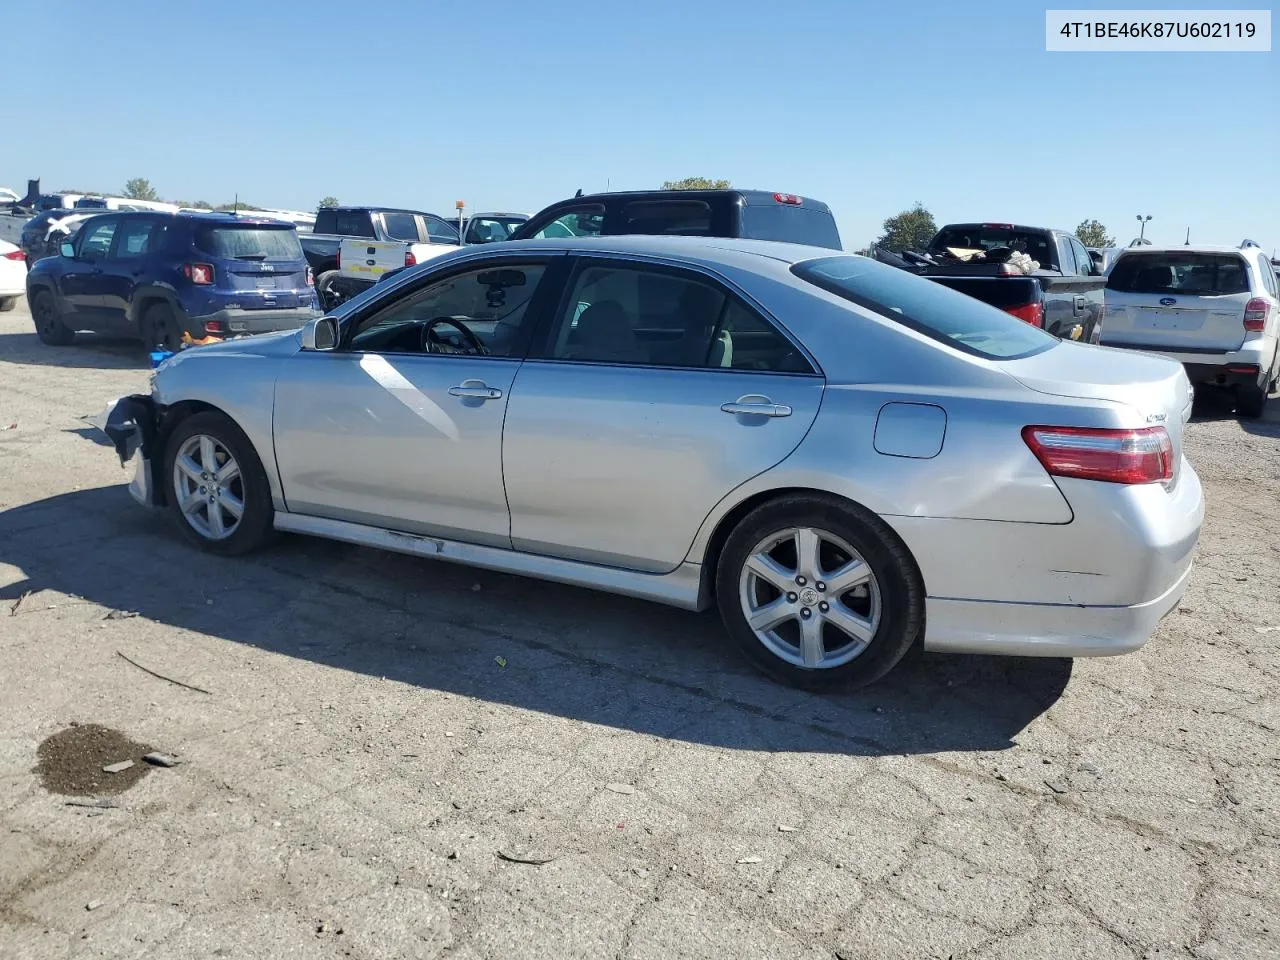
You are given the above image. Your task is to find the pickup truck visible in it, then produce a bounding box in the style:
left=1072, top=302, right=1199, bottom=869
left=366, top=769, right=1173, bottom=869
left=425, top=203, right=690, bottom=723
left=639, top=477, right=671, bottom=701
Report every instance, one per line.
left=301, top=206, right=461, bottom=309
left=876, top=223, right=1105, bottom=343
left=509, top=189, right=843, bottom=249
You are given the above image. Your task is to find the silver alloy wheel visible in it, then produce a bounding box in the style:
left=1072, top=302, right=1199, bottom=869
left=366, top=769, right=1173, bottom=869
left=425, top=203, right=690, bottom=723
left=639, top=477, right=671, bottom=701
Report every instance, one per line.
left=738, top=526, right=881, bottom=670
left=172, top=434, right=244, bottom=541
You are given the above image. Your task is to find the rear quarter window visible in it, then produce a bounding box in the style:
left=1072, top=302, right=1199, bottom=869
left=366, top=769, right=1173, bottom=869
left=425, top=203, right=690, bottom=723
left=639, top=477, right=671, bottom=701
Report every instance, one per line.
left=792, top=255, right=1056, bottom=360
left=619, top=200, right=714, bottom=236
left=1107, top=253, right=1251, bottom=295
left=193, top=226, right=304, bottom=261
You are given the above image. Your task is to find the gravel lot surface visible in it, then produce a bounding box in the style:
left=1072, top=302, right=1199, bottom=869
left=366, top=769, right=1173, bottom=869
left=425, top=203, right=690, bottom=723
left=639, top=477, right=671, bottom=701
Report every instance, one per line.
left=1, top=298, right=1277, bottom=959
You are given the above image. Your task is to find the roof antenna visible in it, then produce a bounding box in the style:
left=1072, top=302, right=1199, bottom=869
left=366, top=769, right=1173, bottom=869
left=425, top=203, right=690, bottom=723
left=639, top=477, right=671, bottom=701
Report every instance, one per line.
left=1184, top=227, right=1190, bottom=245
left=574, top=188, right=583, bottom=198
left=233, top=193, right=239, bottom=216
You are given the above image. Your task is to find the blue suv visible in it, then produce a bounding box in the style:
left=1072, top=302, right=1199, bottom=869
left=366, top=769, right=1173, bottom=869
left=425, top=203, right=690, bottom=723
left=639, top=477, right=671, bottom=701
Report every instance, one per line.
left=25, top=211, right=319, bottom=350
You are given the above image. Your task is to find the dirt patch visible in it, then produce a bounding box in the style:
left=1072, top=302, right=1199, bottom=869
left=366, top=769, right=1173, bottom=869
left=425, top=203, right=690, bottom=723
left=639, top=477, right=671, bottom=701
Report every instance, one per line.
left=35, top=723, right=154, bottom=796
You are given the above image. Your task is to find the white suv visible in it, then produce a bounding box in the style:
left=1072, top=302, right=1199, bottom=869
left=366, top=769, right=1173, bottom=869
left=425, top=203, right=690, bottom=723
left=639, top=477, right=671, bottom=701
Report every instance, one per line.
left=1101, top=242, right=1280, bottom=417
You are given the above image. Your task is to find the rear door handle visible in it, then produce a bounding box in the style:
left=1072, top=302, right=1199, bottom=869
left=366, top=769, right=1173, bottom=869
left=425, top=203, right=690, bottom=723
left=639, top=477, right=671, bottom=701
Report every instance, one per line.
left=448, top=379, right=503, bottom=400
left=721, top=395, right=792, bottom=418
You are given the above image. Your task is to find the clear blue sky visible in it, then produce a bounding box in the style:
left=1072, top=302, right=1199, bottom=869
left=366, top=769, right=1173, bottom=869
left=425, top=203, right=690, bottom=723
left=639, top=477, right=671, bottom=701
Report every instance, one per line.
left=5, top=1, right=1276, bottom=252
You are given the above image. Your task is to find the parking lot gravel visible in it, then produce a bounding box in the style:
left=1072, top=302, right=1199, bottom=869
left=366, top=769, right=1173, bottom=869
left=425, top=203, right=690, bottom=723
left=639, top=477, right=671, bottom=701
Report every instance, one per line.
left=1, top=298, right=1277, bottom=959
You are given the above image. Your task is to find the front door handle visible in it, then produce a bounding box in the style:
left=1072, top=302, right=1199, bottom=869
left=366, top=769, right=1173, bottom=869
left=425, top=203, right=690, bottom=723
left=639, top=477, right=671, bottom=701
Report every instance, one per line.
left=721, top=395, right=792, bottom=418
left=448, top=379, right=503, bottom=400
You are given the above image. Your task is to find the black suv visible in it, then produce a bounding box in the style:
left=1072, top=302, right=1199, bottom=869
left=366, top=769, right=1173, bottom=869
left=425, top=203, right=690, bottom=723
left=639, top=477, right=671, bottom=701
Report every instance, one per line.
left=510, top=189, right=843, bottom=249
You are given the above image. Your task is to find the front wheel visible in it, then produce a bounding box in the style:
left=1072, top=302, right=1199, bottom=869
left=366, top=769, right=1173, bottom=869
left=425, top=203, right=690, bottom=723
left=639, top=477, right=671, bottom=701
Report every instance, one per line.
left=32, top=290, right=74, bottom=345
left=163, top=411, right=275, bottom=556
left=715, top=495, right=923, bottom=690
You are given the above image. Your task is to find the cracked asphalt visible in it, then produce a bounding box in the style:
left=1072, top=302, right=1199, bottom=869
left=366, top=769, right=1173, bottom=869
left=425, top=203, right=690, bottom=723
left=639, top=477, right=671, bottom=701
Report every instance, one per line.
left=1, top=299, right=1277, bottom=959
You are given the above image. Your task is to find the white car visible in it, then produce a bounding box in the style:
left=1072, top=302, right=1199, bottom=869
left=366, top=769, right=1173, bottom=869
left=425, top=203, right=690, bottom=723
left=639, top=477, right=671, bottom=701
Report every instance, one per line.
left=0, top=238, right=28, bottom=311
left=0, top=187, right=20, bottom=206
left=1101, top=242, right=1280, bottom=417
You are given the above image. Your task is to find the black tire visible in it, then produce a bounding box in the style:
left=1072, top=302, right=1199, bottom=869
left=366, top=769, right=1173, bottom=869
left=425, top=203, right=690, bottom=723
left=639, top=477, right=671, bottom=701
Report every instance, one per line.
left=140, top=302, right=185, bottom=353
left=32, top=290, right=74, bottom=345
left=315, top=270, right=343, bottom=311
left=0, top=296, right=17, bottom=312
left=162, top=411, right=275, bottom=556
left=1237, top=380, right=1269, bottom=419
left=715, top=494, right=924, bottom=690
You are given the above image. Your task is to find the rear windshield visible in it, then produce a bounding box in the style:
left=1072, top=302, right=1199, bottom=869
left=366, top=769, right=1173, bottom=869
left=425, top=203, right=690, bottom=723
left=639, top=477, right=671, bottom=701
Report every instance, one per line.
left=929, top=225, right=1054, bottom=267
left=741, top=204, right=841, bottom=250
left=1107, top=252, right=1251, bottom=295
left=193, top=225, right=303, bottom=261
left=792, top=256, right=1055, bottom=360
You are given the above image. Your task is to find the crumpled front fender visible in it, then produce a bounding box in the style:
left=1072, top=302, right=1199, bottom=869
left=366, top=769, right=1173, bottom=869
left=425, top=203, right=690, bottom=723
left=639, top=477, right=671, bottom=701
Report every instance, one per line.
left=102, top=395, right=163, bottom=507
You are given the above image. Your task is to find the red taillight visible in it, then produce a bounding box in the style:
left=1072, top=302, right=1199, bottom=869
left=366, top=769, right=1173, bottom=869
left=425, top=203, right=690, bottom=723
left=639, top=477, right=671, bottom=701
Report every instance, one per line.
left=983, top=222, right=1014, bottom=230
left=2, top=249, right=24, bottom=261
left=182, top=263, right=214, bottom=285
left=305, top=266, right=314, bottom=287
left=1244, top=298, right=1269, bottom=332
left=204, top=320, right=226, bottom=334
left=404, top=250, right=417, bottom=267
left=772, top=193, right=802, bottom=205
left=1005, top=302, right=1044, bottom=328
left=1022, top=425, right=1173, bottom=485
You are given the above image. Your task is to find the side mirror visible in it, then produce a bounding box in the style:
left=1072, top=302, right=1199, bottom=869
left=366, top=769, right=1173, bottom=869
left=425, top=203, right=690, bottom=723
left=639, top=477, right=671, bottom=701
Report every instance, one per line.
left=60, top=242, right=75, bottom=258
left=301, top=316, right=338, bottom=351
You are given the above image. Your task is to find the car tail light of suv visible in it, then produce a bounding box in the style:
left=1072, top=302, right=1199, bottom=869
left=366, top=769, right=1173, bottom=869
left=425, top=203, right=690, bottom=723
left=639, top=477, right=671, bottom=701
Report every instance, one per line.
left=182, top=263, right=215, bottom=285
left=404, top=250, right=417, bottom=268
left=1244, top=298, right=1270, bottom=332
left=2, top=249, right=24, bottom=261
left=1022, top=425, right=1173, bottom=485
left=1004, top=302, right=1044, bottom=328
left=306, top=266, right=314, bottom=286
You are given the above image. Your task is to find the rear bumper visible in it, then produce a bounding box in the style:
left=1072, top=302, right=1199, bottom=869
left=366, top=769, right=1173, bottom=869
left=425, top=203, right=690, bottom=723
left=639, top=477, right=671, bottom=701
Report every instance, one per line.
left=1104, top=340, right=1275, bottom=388
left=191, top=306, right=319, bottom=336
left=887, top=461, right=1204, bottom=657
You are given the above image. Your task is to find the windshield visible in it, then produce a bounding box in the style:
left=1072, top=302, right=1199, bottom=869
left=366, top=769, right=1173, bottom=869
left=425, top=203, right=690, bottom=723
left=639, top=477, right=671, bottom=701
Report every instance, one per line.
left=193, top=225, right=303, bottom=261
left=1107, top=252, right=1251, bottom=296
left=792, top=256, right=1056, bottom=360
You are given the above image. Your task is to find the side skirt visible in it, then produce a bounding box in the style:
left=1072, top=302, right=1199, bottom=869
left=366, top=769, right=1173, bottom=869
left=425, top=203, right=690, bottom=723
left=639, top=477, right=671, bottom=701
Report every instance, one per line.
left=273, top=512, right=708, bottom=611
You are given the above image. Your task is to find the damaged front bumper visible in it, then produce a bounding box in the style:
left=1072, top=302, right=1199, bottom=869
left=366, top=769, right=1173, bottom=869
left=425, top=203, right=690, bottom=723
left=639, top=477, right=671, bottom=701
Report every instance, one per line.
left=100, top=395, right=164, bottom=507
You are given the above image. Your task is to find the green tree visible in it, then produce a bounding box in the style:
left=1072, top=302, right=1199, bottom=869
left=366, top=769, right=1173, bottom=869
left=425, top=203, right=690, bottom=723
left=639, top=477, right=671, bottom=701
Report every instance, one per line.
left=1074, top=219, right=1115, bottom=248
left=874, top=202, right=937, bottom=253
left=318, top=196, right=340, bottom=208
left=123, top=177, right=159, bottom=201
left=190, top=200, right=213, bottom=209
left=661, top=177, right=730, bottom=190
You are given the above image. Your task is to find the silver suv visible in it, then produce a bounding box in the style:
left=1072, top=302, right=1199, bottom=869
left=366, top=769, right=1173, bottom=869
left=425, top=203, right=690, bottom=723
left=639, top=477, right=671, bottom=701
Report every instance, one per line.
left=1101, top=242, right=1280, bottom=417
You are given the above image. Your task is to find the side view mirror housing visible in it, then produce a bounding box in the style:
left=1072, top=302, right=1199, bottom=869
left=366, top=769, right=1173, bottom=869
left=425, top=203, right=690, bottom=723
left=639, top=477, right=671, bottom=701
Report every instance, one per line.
left=60, top=242, right=75, bottom=258
left=301, top=316, right=338, bottom=351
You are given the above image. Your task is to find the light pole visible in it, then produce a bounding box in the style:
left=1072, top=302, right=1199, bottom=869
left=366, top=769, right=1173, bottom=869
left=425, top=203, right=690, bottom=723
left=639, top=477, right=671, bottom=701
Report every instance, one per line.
left=1136, top=214, right=1152, bottom=242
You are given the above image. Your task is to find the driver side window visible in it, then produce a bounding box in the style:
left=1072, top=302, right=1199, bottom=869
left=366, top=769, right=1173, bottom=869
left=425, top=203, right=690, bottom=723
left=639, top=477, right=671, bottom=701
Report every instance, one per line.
left=77, top=218, right=118, bottom=260
left=349, top=263, right=547, bottom=358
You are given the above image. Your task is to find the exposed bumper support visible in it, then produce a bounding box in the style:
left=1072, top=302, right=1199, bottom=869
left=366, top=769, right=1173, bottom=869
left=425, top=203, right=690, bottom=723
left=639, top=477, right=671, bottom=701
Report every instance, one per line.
left=102, top=395, right=164, bottom=507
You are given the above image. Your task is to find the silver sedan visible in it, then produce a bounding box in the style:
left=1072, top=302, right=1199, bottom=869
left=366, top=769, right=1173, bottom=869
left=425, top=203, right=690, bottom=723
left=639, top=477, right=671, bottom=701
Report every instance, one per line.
left=102, top=236, right=1204, bottom=688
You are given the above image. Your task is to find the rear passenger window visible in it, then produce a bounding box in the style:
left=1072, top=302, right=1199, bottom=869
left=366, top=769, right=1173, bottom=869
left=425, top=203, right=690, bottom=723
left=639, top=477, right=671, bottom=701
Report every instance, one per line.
left=381, top=213, right=420, bottom=242
left=546, top=262, right=814, bottom=373
left=112, top=219, right=156, bottom=259
left=333, top=211, right=376, bottom=238
left=619, top=201, right=712, bottom=236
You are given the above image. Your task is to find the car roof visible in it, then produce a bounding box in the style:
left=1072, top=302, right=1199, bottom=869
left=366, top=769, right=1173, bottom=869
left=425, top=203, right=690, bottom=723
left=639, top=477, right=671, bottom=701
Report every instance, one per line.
left=937, top=223, right=1065, bottom=235
left=469, top=211, right=528, bottom=219
left=328, top=206, right=439, bottom=216
left=1115, top=244, right=1257, bottom=255
left=553, top=189, right=830, bottom=209
left=503, top=234, right=841, bottom=266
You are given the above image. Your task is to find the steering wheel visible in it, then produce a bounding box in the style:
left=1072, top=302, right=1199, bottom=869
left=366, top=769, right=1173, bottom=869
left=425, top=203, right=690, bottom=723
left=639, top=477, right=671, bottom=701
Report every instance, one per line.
left=421, top=316, right=488, bottom=356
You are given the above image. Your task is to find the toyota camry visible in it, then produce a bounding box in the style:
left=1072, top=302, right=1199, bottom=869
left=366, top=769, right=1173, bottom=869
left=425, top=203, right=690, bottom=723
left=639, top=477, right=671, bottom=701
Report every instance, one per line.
left=102, top=236, right=1203, bottom=688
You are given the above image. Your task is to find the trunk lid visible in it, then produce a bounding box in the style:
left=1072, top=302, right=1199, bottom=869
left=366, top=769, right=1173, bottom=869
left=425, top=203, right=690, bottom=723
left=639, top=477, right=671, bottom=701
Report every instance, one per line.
left=194, top=222, right=310, bottom=309
left=1000, top=340, right=1194, bottom=470
left=1103, top=250, right=1254, bottom=352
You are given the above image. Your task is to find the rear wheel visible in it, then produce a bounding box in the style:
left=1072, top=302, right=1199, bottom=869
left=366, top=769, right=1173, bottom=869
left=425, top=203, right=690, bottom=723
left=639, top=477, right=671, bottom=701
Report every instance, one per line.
left=163, top=411, right=274, bottom=556
left=1238, top=380, right=1269, bottom=419
left=0, top=296, right=17, bottom=312
left=715, top=495, right=923, bottom=690
left=32, top=290, right=74, bottom=345
left=140, top=302, right=185, bottom=352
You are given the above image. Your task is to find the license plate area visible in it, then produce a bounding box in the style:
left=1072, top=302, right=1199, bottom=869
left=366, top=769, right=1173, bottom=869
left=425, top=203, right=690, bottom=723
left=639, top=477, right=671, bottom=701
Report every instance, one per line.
left=1136, top=308, right=1201, bottom=331
left=254, top=277, right=276, bottom=289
